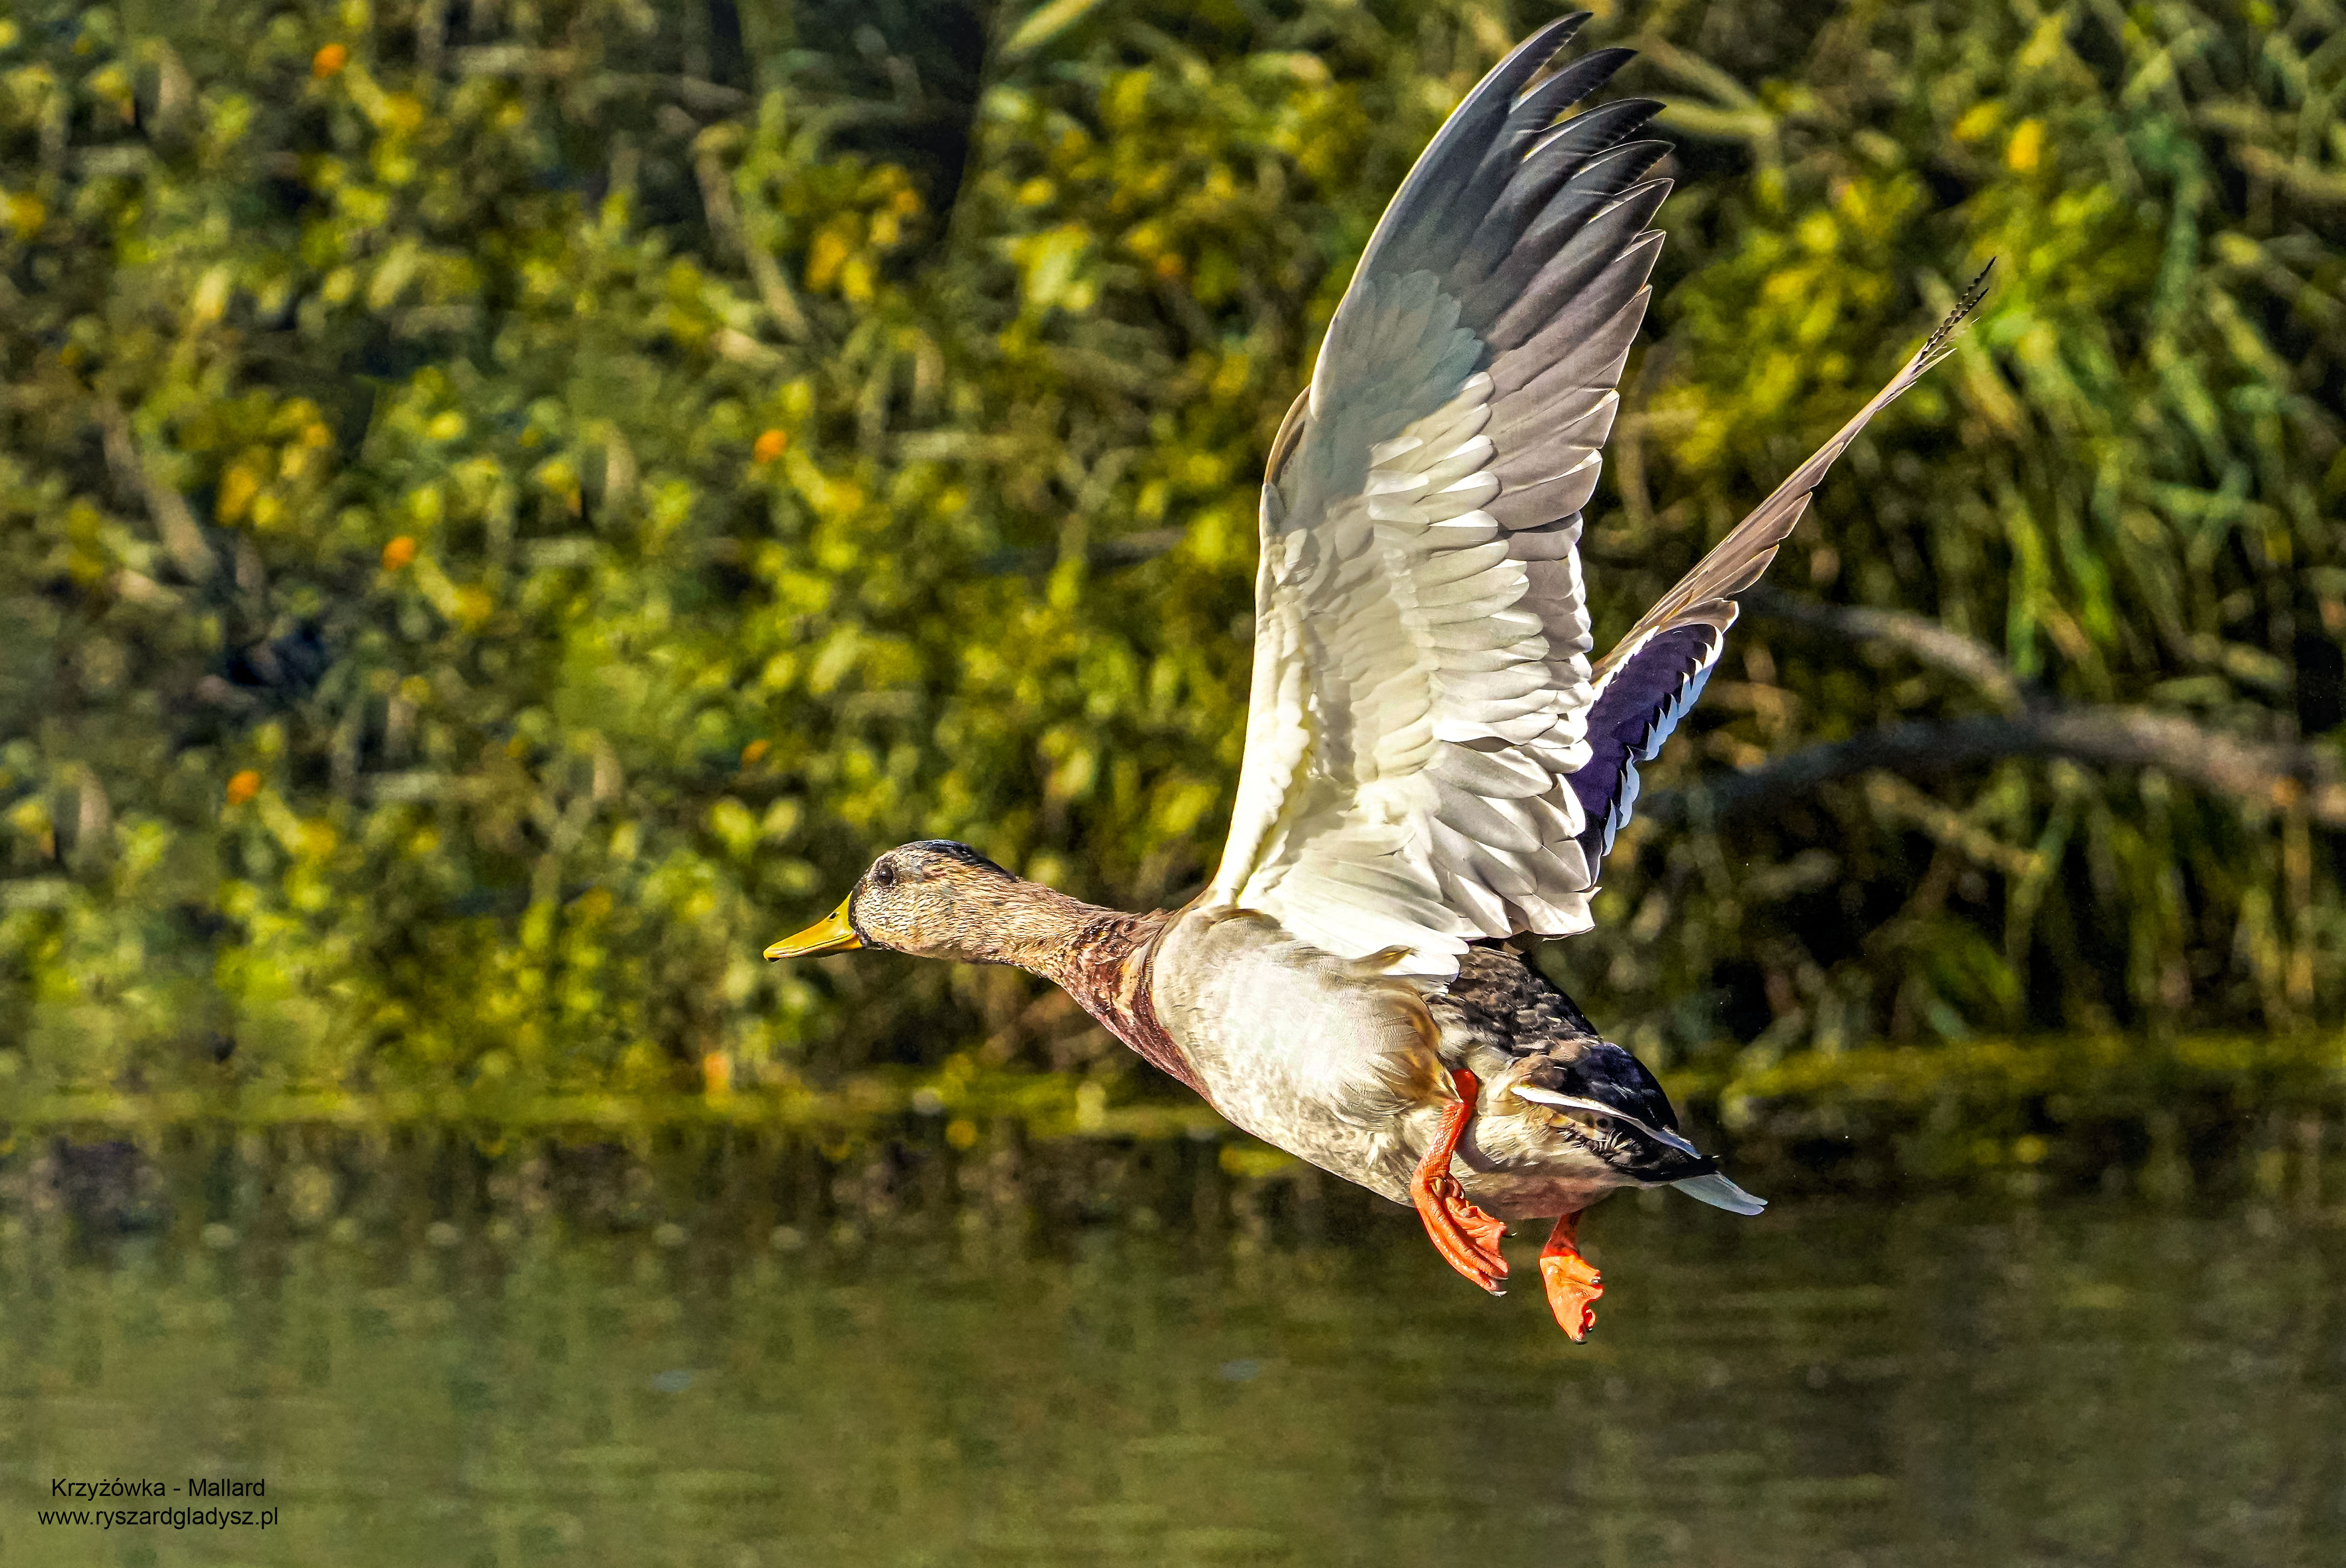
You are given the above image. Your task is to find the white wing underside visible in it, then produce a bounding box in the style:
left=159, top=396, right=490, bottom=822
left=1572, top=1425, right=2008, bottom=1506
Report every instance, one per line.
left=1210, top=283, right=1607, bottom=978
left=1204, top=22, right=1987, bottom=981
left=1206, top=23, right=1655, bottom=980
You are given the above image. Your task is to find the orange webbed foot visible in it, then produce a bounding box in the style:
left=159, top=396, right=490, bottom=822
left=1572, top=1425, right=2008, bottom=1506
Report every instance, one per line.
left=1409, top=1068, right=1508, bottom=1295
left=1539, top=1210, right=1604, bottom=1342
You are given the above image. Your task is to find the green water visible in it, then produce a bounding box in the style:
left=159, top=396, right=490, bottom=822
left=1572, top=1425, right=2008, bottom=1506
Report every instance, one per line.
left=0, top=1165, right=2339, bottom=1567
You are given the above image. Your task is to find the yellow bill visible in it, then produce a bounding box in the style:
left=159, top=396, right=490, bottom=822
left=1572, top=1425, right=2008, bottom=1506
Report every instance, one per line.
left=763, top=896, right=863, bottom=959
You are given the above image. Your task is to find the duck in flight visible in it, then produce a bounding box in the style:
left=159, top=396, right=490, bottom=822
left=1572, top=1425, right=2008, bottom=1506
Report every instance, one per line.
left=766, top=14, right=1988, bottom=1339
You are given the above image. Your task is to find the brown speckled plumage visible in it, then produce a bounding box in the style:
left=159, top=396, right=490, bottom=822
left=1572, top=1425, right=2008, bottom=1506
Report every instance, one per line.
left=1044, top=907, right=1201, bottom=1098
left=1434, top=944, right=1714, bottom=1189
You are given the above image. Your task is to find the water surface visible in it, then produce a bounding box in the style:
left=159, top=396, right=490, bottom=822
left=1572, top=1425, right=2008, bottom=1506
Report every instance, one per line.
left=1, top=1167, right=2338, bottom=1567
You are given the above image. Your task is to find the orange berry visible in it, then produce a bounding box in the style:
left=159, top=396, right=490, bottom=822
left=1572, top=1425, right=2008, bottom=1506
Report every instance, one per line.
left=312, top=43, right=348, bottom=79
left=224, top=770, right=262, bottom=807
left=381, top=536, right=418, bottom=570
left=752, top=429, right=788, bottom=464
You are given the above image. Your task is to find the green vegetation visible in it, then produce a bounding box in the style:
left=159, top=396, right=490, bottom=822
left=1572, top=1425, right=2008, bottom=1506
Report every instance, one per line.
left=3, top=0, right=2344, bottom=1126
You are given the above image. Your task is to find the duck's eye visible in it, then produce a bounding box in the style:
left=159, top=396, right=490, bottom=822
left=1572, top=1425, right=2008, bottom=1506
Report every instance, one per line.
left=870, top=863, right=896, bottom=887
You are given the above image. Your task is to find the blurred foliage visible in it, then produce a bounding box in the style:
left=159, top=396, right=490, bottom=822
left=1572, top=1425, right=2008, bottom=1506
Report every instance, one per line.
left=2, top=0, right=2344, bottom=1116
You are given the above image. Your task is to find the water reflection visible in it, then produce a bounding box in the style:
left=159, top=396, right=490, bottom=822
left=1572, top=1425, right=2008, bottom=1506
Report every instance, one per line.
left=0, top=1144, right=2339, bottom=1566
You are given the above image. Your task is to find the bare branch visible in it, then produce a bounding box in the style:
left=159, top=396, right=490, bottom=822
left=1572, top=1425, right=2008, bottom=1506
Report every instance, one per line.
left=1740, top=585, right=2025, bottom=710
left=1640, top=705, right=2345, bottom=830
left=1716, top=588, right=2346, bottom=821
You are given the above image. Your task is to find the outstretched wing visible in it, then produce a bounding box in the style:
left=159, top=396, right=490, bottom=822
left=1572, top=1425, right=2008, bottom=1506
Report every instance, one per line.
left=1564, top=263, right=1995, bottom=875
left=1206, top=16, right=1665, bottom=978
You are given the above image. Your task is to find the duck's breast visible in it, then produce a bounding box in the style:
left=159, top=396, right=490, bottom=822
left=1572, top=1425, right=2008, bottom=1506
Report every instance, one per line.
left=1150, top=908, right=1450, bottom=1206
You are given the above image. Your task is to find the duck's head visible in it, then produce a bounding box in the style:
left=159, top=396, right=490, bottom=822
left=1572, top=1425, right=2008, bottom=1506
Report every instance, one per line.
left=764, top=840, right=1030, bottom=964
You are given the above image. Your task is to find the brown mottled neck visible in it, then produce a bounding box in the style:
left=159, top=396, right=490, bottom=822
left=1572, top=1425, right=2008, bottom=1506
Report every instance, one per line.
left=982, top=891, right=1197, bottom=1097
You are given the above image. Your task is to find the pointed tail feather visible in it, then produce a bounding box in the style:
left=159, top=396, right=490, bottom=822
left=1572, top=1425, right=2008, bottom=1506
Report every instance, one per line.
left=1512, top=1082, right=1703, bottom=1158
left=1671, top=1172, right=1768, bottom=1215
left=1594, top=261, right=1994, bottom=682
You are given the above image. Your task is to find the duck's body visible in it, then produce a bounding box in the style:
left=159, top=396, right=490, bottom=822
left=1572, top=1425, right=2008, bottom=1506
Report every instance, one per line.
left=1148, top=905, right=1455, bottom=1208
left=841, top=863, right=1761, bottom=1330
left=766, top=16, right=1985, bottom=1339
left=1140, top=907, right=1712, bottom=1221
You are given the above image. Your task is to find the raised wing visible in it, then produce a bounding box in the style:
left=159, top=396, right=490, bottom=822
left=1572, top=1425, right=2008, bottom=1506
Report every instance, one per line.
left=1564, top=264, right=1995, bottom=877
left=1206, top=16, right=1664, bottom=978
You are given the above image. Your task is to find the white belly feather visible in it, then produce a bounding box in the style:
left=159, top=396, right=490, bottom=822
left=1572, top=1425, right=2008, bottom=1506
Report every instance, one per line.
left=1150, top=907, right=1640, bottom=1220
left=1150, top=908, right=1447, bottom=1207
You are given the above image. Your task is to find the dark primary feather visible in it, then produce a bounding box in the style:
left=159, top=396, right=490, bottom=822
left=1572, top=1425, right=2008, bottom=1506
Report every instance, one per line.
left=1465, top=154, right=1663, bottom=328
left=1454, top=107, right=1653, bottom=287
left=1309, top=15, right=1664, bottom=489
left=1354, top=14, right=1602, bottom=286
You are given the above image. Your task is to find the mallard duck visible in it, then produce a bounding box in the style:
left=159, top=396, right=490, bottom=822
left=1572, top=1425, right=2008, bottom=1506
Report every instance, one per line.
left=766, top=16, right=1985, bottom=1339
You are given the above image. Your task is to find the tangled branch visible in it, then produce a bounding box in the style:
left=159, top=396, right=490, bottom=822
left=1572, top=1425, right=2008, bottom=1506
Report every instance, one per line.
left=1648, top=590, right=2345, bottom=826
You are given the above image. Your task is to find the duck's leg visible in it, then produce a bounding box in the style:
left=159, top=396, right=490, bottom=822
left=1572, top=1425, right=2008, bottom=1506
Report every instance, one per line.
left=1408, top=1068, right=1508, bottom=1295
left=1539, top=1210, right=1604, bottom=1342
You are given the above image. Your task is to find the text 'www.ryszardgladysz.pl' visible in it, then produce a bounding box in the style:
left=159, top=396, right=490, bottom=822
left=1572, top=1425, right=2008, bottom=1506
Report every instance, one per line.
left=34, top=1476, right=274, bottom=1532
